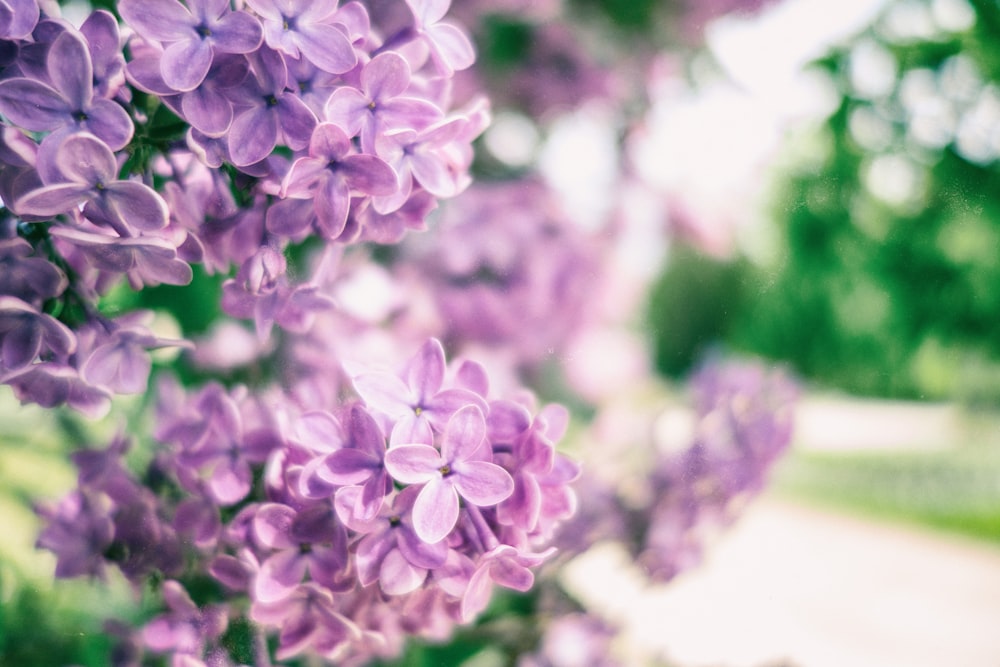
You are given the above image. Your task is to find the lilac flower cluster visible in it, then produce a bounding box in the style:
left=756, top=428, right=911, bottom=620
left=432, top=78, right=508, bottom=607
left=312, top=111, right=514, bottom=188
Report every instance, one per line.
left=394, top=178, right=603, bottom=368
left=0, top=0, right=485, bottom=413
left=557, top=357, right=798, bottom=583
left=37, top=338, right=579, bottom=664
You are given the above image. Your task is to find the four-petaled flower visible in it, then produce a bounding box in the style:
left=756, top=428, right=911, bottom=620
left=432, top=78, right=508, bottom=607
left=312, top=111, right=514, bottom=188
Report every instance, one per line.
left=244, top=0, right=357, bottom=74
left=384, top=405, right=514, bottom=544
left=352, top=338, right=486, bottom=446
left=276, top=122, right=397, bottom=239
left=119, top=0, right=263, bottom=92
left=0, top=29, right=133, bottom=152
left=16, top=133, right=169, bottom=236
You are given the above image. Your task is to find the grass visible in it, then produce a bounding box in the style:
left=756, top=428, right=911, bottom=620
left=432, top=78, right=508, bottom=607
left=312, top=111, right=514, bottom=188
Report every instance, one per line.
left=771, top=444, right=1000, bottom=544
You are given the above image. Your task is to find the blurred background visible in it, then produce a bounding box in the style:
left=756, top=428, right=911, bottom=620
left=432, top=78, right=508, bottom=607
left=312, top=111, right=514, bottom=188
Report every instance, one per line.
left=5, top=0, right=1000, bottom=665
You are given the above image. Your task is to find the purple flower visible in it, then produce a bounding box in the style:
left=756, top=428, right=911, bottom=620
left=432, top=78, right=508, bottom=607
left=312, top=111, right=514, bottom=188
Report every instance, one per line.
left=351, top=337, right=487, bottom=446
left=0, top=29, right=133, bottom=151
left=250, top=583, right=361, bottom=661
left=81, top=311, right=191, bottom=395
left=384, top=404, right=514, bottom=544
left=404, top=0, right=475, bottom=76
left=142, top=580, right=228, bottom=658
left=0, top=237, right=67, bottom=303
left=252, top=503, right=350, bottom=603
left=119, top=0, right=263, bottom=92
left=0, top=0, right=39, bottom=40
left=337, top=486, right=447, bottom=595
left=16, top=133, right=169, bottom=235
left=2, top=362, right=111, bottom=418
left=49, top=226, right=193, bottom=289
left=221, top=245, right=306, bottom=339
left=79, top=10, right=127, bottom=100
left=460, top=543, right=553, bottom=622
left=0, top=295, right=75, bottom=371
left=244, top=0, right=357, bottom=74
left=274, top=122, right=397, bottom=239
left=35, top=489, right=114, bottom=578
left=324, top=52, right=442, bottom=155
left=373, top=116, right=470, bottom=213
left=224, top=45, right=317, bottom=166
left=299, top=404, right=391, bottom=522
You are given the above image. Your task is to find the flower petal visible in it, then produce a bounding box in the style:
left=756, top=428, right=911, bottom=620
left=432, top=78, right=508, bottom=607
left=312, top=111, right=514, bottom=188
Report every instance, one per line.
left=0, top=78, right=68, bottom=131
left=255, top=550, right=306, bottom=602
left=83, top=99, right=135, bottom=151
left=319, top=448, right=380, bottom=486
left=229, top=105, right=278, bottom=166
left=105, top=181, right=170, bottom=231
left=383, top=444, right=440, bottom=485
left=294, top=21, right=357, bottom=74
left=209, top=9, right=264, bottom=54
left=14, top=183, right=90, bottom=217
left=161, top=38, right=213, bottom=92
left=119, top=0, right=194, bottom=43
left=362, top=52, right=410, bottom=100
left=252, top=503, right=297, bottom=549
left=379, top=548, right=425, bottom=595
left=47, top=30, right=93, bottom=110
left=440, top=404, right=485, bottom=462
left=411, top=477, right=458, bottom=544
left=453, top=461, right=514, bottom=506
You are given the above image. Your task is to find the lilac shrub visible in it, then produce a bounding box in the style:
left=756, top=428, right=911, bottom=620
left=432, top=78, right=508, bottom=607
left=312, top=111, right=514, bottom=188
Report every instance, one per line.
left=38, top=338, right=577, bottom=664
left=0, top=0, right=484, bottom=415
left=0, top=0, right=802, bottom=664
left=557, top=357, right=798, bottom=584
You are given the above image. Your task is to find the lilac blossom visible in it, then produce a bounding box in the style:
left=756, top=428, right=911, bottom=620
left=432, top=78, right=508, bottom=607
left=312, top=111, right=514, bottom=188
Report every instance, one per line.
left=8, top=0, right=599, bottom=662
left=461, top=543, right=552, bottom=621
left=0, top=0, right=39, bottom=40
left=244, top=0, right=358, bottom=74
left=81, top=311, right=191, bottom=395
left=250, top=583, right=361, bottom=662
left=351, top=337, right=487, bottom=445
left=384, top=404, right=515, bottom=544
left=49, top=225, right=193, bottom=289
left=337, top=485, right=447, bottom=595
left=518, top=614, right=621, bottom=667
left=34, top=490, right=114, bottom=578
left=79, top=10, right=127, bottom=100
left=0, top=238, right=66, bottom=304
left=1, top=362, right=111, bottom=418
left=397, top=179, right=600, bottom=364
left=252, top=503, right=350, bottom=602
left=118, top=0, right=263, bottom=92
left=273, top=121, right=397, bottom=239
left=373, top=116, right=470, bottom=213
left=403, top=0, right=475, bottom=76
left=220, top=245, right=335, bottom=339
left=0, top=28, right=133, bottom=151
left=142, top=581, right=229, bottom=658
left=161, top=383, right=280, bottom=506
left=324, top=51, right=442, bottom=154
left=225, top=45, right=317, bottom=166
left=129, top=49, right=251, bottom=137
left=0, top=295, right=75, bottom=370
left=16, top=133, right=169, bottom=235
left=299, top=404, right=391, bottom=522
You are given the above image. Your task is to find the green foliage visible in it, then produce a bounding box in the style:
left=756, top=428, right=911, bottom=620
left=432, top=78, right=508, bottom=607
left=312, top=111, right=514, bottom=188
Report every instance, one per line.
left=727, top=0, right=1000, bottom=401
left=0, top=584, right=115, bottom=667
left=774, top=445, right=1000, bottom=543
left=646, top=244, right=752, bottom=379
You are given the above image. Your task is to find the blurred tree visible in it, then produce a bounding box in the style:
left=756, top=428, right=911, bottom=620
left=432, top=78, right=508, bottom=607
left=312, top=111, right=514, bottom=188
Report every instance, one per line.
left=725, top=0, right=1000, bottom=401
